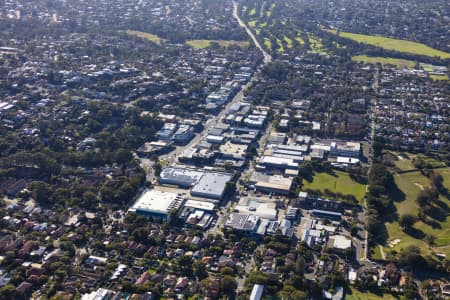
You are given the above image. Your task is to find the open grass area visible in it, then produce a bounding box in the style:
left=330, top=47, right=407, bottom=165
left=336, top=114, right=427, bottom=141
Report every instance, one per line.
left=264, top=38, right=272, bottom=51
left=394, top=171, right=430, bottom=215
left=382, top=170, right=450, bottom=257
left=186, top=40, right=249, bottom=49
left=276, top=38, right=284, bottom=52
left=248, top=20, right=257, bottom=28
left=124, top=30, right=164, bottom=44
left=302, top=170, right=366, bottom=203
left=329, top=30, right=450, bottom=59
left=259, top=2, right=266, bottom=18
left=394, top=158, right=416, bottom=172
left=442, top=169, right=450, bottom=190
left=430, top=74, right=449, bottom=81
left=249, top=7, right=256, bottom=16
left=370, top=245, right=383, bottom=260
left=352, top=55, right=416, bottom=69
left=307, top=33, right=326, bottom=53
left=283, top=36, right=293, bottom=48
left=388, top=151, right=445, bottom=171
left=267, top=3, right=275, bottom=17
left=295, top=36, right=305, bottom=45
left=346, top=287, right=399, bottom=300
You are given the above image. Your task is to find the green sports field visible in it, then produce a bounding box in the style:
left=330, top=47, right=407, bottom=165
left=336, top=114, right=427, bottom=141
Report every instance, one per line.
left=302, top=170, right=366, bottom=203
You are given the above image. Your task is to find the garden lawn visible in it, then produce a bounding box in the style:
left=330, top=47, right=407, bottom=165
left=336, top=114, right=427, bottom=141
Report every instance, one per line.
left=302, top=170, right=366, bottom=203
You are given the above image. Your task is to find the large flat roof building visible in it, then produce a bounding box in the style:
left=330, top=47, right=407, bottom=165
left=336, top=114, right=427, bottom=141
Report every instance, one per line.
left=225, top=213, right=260, bottom=232
left=258, top=155, right=299, bottom=170
left=159, top=167, right=204, bottom=188
left=249, top=173, right=293, bottom=195
left=128, top=190, right=185, bottom=219
left=234, top=198, right=277, bottom=220
left=219, top=141, right=248, bottom=160
left=183, top=200, right=216, bottom=211
left=191, top=172, right=233, bottom=200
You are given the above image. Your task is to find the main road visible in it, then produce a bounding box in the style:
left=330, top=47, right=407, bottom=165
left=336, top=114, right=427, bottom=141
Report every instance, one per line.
left=233, top=1, right=272, bottom=64
left=146, top=2, right=273, bottom=171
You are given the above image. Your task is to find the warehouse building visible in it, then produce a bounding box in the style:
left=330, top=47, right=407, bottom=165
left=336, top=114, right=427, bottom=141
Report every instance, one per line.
left=225, top=213, right=260, bottom=232
left=128, top=190, right=185, bottom=219
left=219, top=141, right=248, bottom=160
left=234, top=198, right=277, bottom=220
left=258, top=155, right=299, bottom=170
left=249, top=173, right=293, bottom=195
left=190, top=172, right=233, bottom=200
left=159, top=167, right=204, bottom=188
left=311, top=209, right=342, bottom=221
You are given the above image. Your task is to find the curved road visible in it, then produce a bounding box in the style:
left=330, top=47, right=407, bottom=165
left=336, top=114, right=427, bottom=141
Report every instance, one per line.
left=233, top=1, right=272, bottom=64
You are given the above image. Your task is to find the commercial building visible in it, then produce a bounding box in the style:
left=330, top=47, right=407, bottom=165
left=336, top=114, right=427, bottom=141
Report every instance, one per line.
left=329, top=141, right=361, bottom=158
left=190, top=172, right=233, bottom=200
left=206, top=135, right=225, bottom=144
left=171, top=124, right=194, bottom=144
left=157, top=123, right=177, bottom=141
left=296, top=193, right=342, bottom=211
left=179, top=200, right=216, bottom=228
left=159, top=168, right=204, bottom=188
left=267, top=132, right=287, bottom=144
left=244, top=115, right=265, bottom=128
left=258, top=155, right=299, bottom=170
left=331, top=235, right=352, bottom=251
left=128, top=190, right=185, bottom=219
left=234, top=198, right=277, bottom=220
left=219, top=141, right=248, bottom=160
left=136, top=141, right=174, bottom=157
left=183, top=200, right=216, bottom=212
left=311, top=209, right=342, bottom=221
left=336, top=157, right=360, bottom=164
left=250, top=173, right=293, bottom=195
left=225, top=213, right=260, bottom=232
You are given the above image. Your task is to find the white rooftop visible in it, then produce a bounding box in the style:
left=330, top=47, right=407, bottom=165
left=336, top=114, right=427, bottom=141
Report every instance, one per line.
left=184, top=199, right=216, bottom=211
left=191, top=172, right=232, bottom=199
left=333, top=235, right=352, bottom=250
left=129, top=190, right=182, bottom=215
